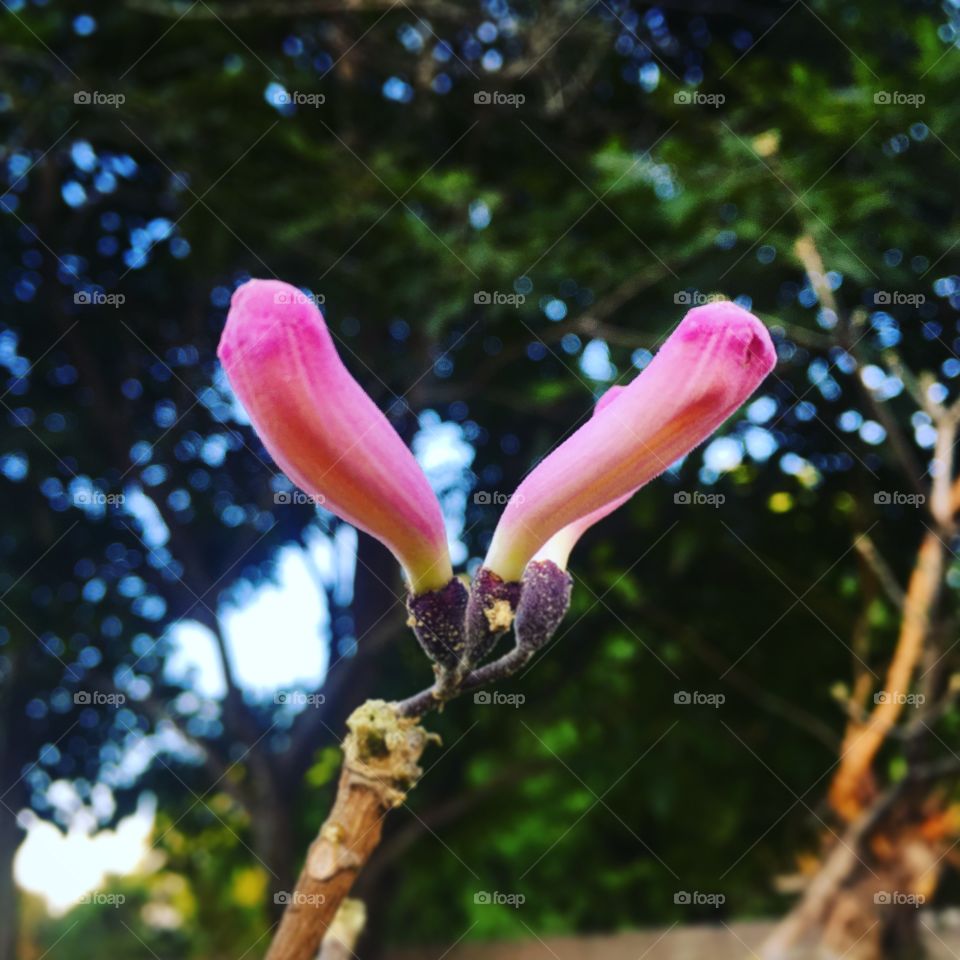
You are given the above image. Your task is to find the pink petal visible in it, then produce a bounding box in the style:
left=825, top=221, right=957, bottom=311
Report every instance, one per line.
left=594, top=384, right=628, bottom=415
left=218, top=279, right=452, bottom=593
left=485, top=301, right=777, bottom=580
left=534, top=386, right=632, bottom=569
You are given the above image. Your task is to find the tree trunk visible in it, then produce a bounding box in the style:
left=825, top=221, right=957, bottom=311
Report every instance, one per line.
left=820, top=841, right=935, bottom=959
left=0, top=751, right=25, bottom=960
left=761, top=790, right=946, bottom=960
left=0, top=803, right=19, bottom=960
left=238, top=768, right=303, bottom=926
left=267, top=825, right=298, bottom=923
left=0, top=661, right=26, bottom=960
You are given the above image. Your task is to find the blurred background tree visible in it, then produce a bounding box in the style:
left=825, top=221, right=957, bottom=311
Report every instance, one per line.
left=0, top=0, right=959, bottom=957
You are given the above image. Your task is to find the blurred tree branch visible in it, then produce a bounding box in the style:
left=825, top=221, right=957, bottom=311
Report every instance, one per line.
left=128, top=0, right=463, bottom=17
left=641, top=602, right=840, bottom=750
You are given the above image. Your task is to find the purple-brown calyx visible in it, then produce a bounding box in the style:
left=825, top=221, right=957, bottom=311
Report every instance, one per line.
left=514, top=560, right=573, bottom=652
left=464, top=567, right=524, bottom=667
left=406, top=577, right=469, bottom=672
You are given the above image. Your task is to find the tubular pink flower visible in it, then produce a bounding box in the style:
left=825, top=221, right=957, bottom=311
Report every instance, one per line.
left=534, top=386, right=632, bottom=570
left=484, top=301, right=777, bottom=581
left=218, top=279, right=452, bottom=594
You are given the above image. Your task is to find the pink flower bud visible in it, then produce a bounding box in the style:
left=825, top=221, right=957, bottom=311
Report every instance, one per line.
left=484, top=302, right=776, bottom=581
left=218, top=279, right=452, bottom=594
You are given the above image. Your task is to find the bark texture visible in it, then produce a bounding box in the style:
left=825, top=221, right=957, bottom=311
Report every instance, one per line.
left=0, top=806, right=18, bottom=960
left=829, top=530, right=946, bottom=822
left=265, top=701, right=434, bottom=960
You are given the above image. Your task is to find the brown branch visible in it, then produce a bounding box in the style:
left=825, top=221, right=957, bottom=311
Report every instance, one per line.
left=794, top=235, right=838, bottom=316
left=128, top=0, right=461, bottom=16
left=951, top=473, right=960, bottom=515
left=760, top=756, right=957, bottom=960
left=543, top=31, right=608, bottom=116
left=267, top=625, right=549, bottom=959
left=845, top=531, right=880, bottom=721
left=394, top=642, right=535, bottom=717
left=853, top=533, right=904, bottom=612
left=851, top=367, right=927, bottom=497
left=828, top=528, right=947, bottom=821
left=794, top=235, right=927, bottom=496
left=765, top=318, right=834, bottom=351
left=265, top=701, right=435, bottom=960
left=90, top=669, right=250, bottom=807
left=929, top=410, right=959, bottom=528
